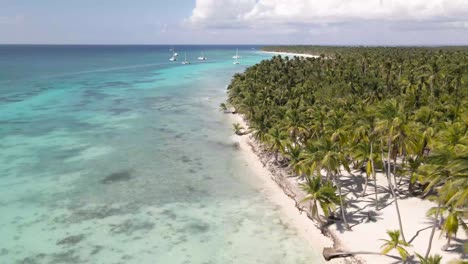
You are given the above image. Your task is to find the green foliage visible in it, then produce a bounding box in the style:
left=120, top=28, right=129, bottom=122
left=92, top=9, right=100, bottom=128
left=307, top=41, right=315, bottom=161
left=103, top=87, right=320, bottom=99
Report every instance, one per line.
left=415, top=253, right=443, bottom=264
left=300, top=176, right=340, bottom=223
left=227, top=46, right=468, bottom=249
left=219, top=102, right=228, bottom=112
left=380, top=230, right=412, bottom=261
left=232, top=123, right=245, bottom=135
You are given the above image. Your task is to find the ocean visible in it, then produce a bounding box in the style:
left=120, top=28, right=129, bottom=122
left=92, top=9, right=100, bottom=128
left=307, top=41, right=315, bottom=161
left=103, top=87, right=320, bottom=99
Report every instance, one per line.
left=0, top=45, right=320, bottom=263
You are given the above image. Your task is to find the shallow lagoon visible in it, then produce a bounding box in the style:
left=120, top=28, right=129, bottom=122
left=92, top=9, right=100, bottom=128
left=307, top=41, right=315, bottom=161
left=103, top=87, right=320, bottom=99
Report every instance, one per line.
left=0, top=45, right=321, bottom=263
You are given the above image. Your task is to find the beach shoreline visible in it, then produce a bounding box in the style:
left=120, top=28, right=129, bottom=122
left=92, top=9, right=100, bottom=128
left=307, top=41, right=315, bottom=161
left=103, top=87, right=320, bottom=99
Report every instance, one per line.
left=227, top=113, right=356, bottom=264
left=226, top=112, right=467, bottom=264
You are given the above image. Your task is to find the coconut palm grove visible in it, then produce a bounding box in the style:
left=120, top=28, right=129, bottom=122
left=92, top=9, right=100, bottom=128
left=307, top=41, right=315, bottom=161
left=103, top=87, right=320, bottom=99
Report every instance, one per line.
left=225, top=46, right=468, bottom=262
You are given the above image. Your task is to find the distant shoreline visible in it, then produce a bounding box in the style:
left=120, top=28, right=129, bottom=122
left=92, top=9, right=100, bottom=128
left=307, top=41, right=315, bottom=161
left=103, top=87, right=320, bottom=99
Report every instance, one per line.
left=260, top=51, right=320, bottom=58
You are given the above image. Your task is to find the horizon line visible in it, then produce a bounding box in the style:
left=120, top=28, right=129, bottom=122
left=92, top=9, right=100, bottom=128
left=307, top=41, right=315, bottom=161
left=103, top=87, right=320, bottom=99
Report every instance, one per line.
left=1, top=43, right=468, bottom=47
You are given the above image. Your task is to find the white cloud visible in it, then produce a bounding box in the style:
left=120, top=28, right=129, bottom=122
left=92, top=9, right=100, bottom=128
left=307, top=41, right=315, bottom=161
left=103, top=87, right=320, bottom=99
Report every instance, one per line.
left=187, top=0, right=256, bottom=28
left=187, top=0, right=468, bottom=29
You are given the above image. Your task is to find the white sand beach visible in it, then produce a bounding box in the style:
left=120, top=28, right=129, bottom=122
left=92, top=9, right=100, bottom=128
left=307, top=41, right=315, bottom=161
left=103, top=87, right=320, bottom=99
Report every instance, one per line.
left=261, top=51, right=320, bottom=58
left=228, top=113, right=467, bottom=264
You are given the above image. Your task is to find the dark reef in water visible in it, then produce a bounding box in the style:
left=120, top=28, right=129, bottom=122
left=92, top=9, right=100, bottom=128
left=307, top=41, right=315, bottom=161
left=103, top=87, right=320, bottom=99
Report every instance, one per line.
left=101, top=170, right=133, bottom=184
left=109, top=219, right=155, bottom=236
left=17, top=250, right=80, bottom=264
left=56, top=234, right=85, bottom=247
left=109, top=107, right=131, bottom=115
left=55, top=205, right=126, bottom=223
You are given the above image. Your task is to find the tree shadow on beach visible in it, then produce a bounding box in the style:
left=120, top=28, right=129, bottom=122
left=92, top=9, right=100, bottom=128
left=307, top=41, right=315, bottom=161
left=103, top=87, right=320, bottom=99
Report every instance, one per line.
left=330, top=174, right=398, bottom=233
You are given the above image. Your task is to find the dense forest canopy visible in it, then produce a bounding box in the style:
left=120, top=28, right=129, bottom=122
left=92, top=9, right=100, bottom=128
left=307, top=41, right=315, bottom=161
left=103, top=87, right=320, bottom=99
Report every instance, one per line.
left=226, top=46, right=467, bottom=261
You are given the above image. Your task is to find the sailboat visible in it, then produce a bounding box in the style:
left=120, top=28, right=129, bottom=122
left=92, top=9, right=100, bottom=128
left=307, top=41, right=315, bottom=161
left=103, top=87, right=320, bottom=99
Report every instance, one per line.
left=232, top=48, right=240, bottom=59
left=169, top=47, right=178, bottom=57
left=197, top=51, right=207, bottom=60
left=169, top=53, right=177, bottom=61
left=233, top=56, right=240, bottom=65
left=169, top=51, right=177, bottom=61
left=182, top=53, right=190, bottom=65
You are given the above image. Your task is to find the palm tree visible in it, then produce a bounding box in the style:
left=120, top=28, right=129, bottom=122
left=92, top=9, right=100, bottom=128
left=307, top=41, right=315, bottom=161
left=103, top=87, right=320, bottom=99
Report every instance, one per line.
left=380, top=230, right=412, bottom=261
left=219, top=102, right=228, bottom=112
left=313, top=137, right=351, bottom=230
left=283, top=109, right=306, bottom=143
left=420, top=120, right=468, bottom=250
left=283, top=142, right=305, bottom=176
left=232, top=123, right=245, bottom=135
left=375, top=99, right=407, bottom=242
left=415, top=253, right=442, bottom=264
left=266, top=127, right=288, bottom=163
left=300, top=176, right=340, bottom=225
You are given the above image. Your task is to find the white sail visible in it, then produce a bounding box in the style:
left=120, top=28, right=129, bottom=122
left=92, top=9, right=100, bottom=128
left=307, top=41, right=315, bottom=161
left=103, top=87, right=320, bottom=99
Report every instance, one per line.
left=182, top=53, right=190, bottom=64
left=169, top=49, right=178, bottom=61
left=232, top=48, right=240, bottom=59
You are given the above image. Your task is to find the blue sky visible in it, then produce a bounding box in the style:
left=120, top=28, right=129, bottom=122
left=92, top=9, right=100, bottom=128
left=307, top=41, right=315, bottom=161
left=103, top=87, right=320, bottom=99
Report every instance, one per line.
left=1, top=0, right=468, bottom=45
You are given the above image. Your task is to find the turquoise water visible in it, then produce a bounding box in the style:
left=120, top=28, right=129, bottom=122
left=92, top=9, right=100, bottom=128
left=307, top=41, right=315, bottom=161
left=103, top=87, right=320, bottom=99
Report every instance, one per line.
left=0, top=45, right=320, bottom=263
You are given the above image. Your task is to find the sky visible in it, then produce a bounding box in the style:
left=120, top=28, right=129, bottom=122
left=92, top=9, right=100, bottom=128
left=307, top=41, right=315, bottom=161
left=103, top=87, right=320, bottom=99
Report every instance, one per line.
left=1, top=0, right=468, bottom=45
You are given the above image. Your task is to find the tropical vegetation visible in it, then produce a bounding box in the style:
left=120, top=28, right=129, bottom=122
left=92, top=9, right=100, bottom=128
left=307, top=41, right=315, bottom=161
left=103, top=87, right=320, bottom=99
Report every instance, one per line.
left=225, top=46, right=468, bottom=261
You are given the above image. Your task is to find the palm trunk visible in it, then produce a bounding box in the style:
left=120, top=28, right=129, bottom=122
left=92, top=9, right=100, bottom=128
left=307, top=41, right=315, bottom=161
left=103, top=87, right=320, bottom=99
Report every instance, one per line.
left=408, top=172, right=415, bottom=195
left=387, top=138, right=406, bottom=243
left=370, top=142, right=378, bottom=210
left=381, top=142, right=393, bottom=195
left=336, top=173, right=350, bottom=230
left=312, top=202, right=325, bottom=226
left=323, top=248, right=383, bottom=261
left=393, top=156, right=399, bottom=194
left=398, top=154, right=406, bottom=186
left=381, top=141, right=393, bottom=196
left=361, top=172, right=369, bottom=197
left=425, top=202, right=441, bottom=258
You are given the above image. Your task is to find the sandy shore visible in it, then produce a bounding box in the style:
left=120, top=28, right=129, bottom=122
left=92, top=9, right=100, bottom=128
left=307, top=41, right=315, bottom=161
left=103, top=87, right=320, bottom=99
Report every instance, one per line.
left=261, top=51, right=320, bottom=58
left=227, top=113, right=352, bottom=264
left=227, top=113, right=467, bottom=264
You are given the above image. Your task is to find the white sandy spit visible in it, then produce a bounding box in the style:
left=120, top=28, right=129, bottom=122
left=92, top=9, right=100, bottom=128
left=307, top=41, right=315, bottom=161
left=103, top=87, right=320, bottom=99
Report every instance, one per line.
left=226, top=113, right=467, bottom=264
left=261, top=51, right=320, bottom=58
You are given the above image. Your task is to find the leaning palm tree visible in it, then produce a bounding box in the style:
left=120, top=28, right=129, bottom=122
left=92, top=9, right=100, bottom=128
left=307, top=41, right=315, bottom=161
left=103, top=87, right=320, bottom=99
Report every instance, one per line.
left=219, top=102, right=229, bottom=113
left=380, top=230, right=412, bottom=261
left=300, top=176, right=340, bottom=225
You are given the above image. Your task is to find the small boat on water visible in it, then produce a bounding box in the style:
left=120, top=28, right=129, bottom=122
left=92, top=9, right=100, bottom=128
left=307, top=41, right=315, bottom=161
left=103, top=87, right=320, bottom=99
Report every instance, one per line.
left=182, top=53, right=190, bottom=65
left=233, top=56, right=240, bottom=65
left=170, top=47, right=178, bottom=56
left=198, top=51, right=207, bottom=60
left=232, top=48, right=240, bottom=59
left=169, top=49, right=178, bottom=61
